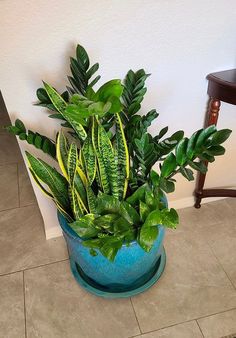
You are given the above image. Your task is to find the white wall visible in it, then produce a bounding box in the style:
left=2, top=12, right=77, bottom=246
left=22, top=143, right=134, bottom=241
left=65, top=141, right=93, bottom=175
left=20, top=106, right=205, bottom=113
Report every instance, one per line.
left=1, top=0, right=236, bottom=238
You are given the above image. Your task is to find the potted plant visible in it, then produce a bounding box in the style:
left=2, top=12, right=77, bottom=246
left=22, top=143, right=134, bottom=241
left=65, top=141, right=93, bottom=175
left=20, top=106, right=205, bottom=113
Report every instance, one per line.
left=6, top=45, right=231, bottom=298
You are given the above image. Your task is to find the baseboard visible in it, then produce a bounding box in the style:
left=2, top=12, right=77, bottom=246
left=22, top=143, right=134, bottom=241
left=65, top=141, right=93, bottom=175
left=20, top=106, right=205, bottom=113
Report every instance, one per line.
left=169, top=195, right=229, bottom=210
left=45, top=225, right=62, bottom=240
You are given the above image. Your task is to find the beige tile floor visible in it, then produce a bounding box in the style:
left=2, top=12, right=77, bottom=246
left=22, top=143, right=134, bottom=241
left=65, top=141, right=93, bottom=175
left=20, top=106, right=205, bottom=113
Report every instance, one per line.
left=0, top=94, right=236, bottom=338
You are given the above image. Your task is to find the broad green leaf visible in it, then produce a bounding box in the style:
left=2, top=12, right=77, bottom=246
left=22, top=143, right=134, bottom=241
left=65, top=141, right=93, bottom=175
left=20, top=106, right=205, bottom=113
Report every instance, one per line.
left=206, top=145, right=225, bottom=156
left=175, top=137, right=188, bottom=166
left=96, top=194, right=120, bottom=215
left=113, top=216, right=132, bottom=233
left=139, top=201, right=150, bottom=222
left=161, top=153, right=177, bottom=178
left=211, top=129, right=232, bottom=145
left=179, top=167, right=194, bottom=181
left=139, top=225, right=158, bottom=252
left=143, top=209, right=162, bottom=228
left=195, top=125, right=216, bottom=150
left=161, top=208, right=179, bottom=229
left=186, top=129, right=202, bottom=159
left=100, top=237, right=123, bottom=261
left=94, top=79, right=123, bottom=102
left=159, top=177, right=175, bottom=193
left=120, top=201, right=140, bottom=224
left=188, top=160, right=207, bottom=173
left=70, top=214, right=99, bottom=239
left=150, top=170, right=160, bottom=187
left=126, top=183, right=149, bottom=206
left=94, top=214, right=119, bottom=231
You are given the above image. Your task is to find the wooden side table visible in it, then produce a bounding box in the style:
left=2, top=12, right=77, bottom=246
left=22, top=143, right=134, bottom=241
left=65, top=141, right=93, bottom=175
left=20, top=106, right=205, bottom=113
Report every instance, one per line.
left=194, top=69, right=236, bottom=208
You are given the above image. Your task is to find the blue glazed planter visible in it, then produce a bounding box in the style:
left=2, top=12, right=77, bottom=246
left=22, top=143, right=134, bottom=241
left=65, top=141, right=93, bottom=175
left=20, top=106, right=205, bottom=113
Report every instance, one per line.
left=58, top=212, right=166, bottom=298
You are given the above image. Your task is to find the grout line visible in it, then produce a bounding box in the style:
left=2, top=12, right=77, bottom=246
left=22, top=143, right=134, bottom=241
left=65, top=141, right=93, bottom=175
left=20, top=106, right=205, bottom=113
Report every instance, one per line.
left=0, top=203, right=37, bottom=214
left=0, top=258, right=69, bottom=278
left=128, top=306, right=236, bottom=338
left=23, top=271, right=27, bottom=338
left=208, top=243, right=236, bottom=291
left=130, top=298, right=142, bottom=335
left=16, top=163, right=20, bottom=208
left=196, top=319, right=205, bottom=337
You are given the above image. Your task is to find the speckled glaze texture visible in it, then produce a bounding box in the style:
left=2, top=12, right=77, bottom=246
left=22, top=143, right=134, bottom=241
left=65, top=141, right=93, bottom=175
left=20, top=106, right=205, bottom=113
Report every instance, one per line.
left=58, top=212, right=166, bottom=293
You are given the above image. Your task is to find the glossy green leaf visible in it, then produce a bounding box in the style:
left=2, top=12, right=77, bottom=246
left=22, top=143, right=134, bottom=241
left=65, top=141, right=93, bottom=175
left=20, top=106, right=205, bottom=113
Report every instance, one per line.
left=139, top=201, right=150, bottom=222
left=139, top=225, right=158, bottom=252
left=179, top=167, right=194, bottom=181
left=161, top=153, right=177, bottom=178
left=70, top=214, right=99, bottom=239
left=175, top=137, right=188, bottom=165
left=120, top=201, right=140, bottom=224
left=211, top=129, right=232, bottom=145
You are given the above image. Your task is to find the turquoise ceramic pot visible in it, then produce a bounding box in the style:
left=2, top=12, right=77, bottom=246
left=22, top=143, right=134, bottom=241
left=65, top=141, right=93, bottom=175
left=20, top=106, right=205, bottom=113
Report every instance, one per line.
left=58, top=212, right=166, bottom=298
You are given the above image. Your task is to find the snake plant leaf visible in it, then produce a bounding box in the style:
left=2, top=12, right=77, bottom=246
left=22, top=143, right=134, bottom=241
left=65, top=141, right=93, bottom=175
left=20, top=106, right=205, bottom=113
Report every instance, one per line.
left=210, top=129, right=232, bottom=145
left=67, top=143, right=78, bottom=186
left=81, top=131, right=96, bottom=184
left=120, top=201, right=140, bottom=225
left=96, top=194, right=120, bottom=215
left=175, top=137, right=188, bottom=166
left=161, top=153, right=177, bottom=178
left=139, top=201, right=150, bottom=222
left=56, top=131, right=69, bottom=179
left=26, top=151, right=70, bottom=210
left=74, top=169, right=88, bottom=210
left=56, top=202, right=74, bottom=223
left=43, top=82, right=87, bottom=141
left=115, top=113, right=130, bottom=199
left=86, top=185, right=97, bottom=214
left=70, top=214, right=99, bottom=239
left=29, top=168, right=53, bottom=199
left=92, top=117, right=110, bottom=194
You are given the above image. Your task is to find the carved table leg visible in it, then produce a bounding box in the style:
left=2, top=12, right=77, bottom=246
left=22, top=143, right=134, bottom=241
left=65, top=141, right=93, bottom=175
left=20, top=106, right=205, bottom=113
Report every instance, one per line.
left=194, top=98, right=221, bottom=208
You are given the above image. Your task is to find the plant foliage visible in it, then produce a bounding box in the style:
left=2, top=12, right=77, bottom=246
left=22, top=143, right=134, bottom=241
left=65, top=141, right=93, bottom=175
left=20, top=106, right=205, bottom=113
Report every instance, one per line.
left=5, top=44, right=232, bottom=261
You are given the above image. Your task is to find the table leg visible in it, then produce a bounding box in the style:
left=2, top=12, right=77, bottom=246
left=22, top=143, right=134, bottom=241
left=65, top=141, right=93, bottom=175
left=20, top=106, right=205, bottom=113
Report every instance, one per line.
left=194, top=98, right=221, bottom=208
